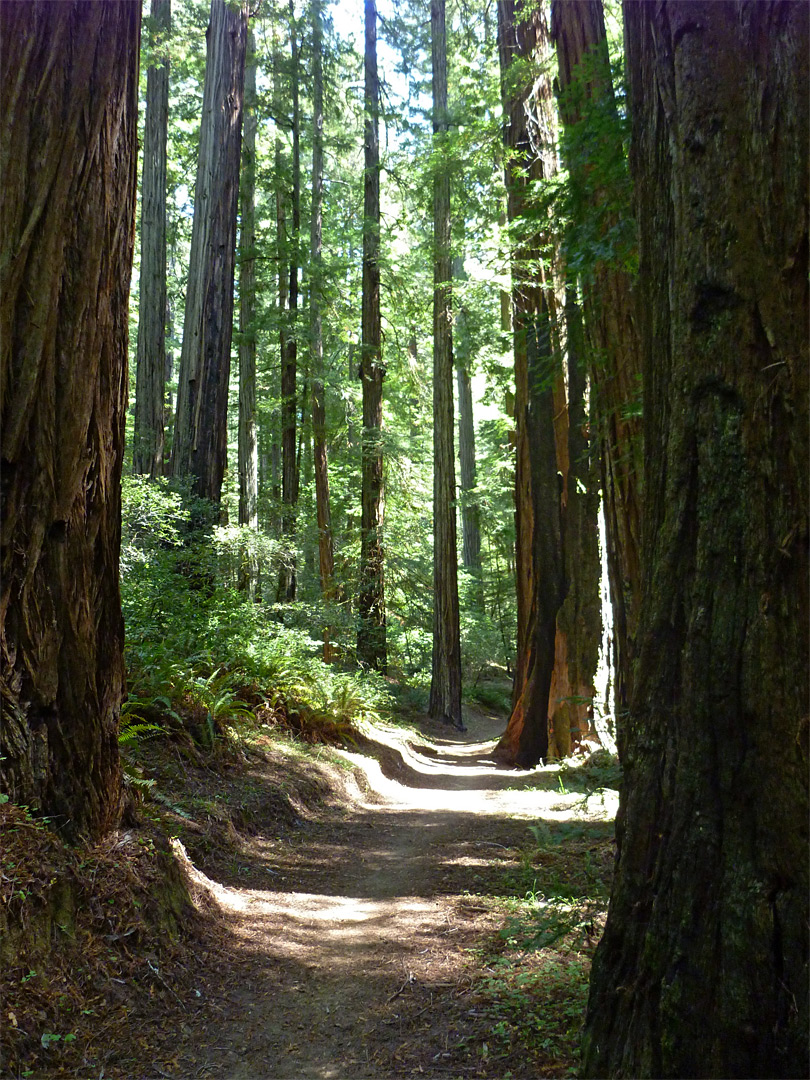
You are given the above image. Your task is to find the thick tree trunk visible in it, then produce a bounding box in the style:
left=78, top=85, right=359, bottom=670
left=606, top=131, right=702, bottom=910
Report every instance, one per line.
left=310, top=0, right=337, bottom=660
left=238, top=28, right=259, bottom=595
left=277, top=0, right=301, bottom=602
left=133, top=0, right=170, bottom=479
left=549, top=289, right=601, bottom=756
left=495, top=0, right=565, bottom=767
left=550, top=0, right=642, bottom=738
left=357, top=0, right=386, bottom=671
left=582, top=4, right=809, bottom=1076
left=171, top=0, right=247, bottom=506
left=428, top=0, right=462, bottom=727
left=0, top=0, right=140, bottom=841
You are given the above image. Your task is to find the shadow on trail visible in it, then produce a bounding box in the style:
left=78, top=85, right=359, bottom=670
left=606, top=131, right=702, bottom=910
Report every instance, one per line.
left=156, top=714, right=618, bottom=1080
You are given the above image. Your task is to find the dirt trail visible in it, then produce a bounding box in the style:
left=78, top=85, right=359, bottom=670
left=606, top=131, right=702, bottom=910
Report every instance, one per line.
left=147, top=710, right=611, bottom=1079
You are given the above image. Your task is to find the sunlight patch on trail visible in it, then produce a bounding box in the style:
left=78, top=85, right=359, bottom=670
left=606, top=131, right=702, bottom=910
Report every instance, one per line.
left=334, top=726, right=617, bottom=824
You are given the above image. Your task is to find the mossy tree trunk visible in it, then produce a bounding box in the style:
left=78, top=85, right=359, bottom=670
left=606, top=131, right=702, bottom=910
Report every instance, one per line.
left=133, top=0, right=170, bottom=479
left=582, top=3, right=809, bottom=1075
left=0, top=0, right=140, bottom=841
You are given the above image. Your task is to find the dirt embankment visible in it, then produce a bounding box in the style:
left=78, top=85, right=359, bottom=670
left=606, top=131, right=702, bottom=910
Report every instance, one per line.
left=3, top=707, right=617, bottom=1079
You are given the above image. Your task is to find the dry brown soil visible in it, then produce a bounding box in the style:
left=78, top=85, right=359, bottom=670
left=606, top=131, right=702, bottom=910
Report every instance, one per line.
left=128, top=708, right=614, bottom=1080
left=3, top=707, right=616, bottom=1079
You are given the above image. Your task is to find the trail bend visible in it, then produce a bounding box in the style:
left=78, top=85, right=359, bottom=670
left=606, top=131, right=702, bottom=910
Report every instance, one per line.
left=152, top=709, right=613, bottom=1079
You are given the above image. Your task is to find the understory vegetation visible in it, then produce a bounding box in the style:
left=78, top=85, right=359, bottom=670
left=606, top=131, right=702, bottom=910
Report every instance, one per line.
left=120, top=472, right=511, bottom=757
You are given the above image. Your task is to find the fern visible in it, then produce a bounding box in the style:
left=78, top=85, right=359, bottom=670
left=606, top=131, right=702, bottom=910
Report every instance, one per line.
left=118, top=720, right=165, bottom=745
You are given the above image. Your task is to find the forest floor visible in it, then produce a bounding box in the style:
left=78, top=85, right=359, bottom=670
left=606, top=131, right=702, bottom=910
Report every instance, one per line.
left=3, top=702, right=619, bottom=1080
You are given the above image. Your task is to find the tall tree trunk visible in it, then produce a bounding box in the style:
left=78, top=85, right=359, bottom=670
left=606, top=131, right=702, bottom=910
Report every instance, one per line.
left=0, top=0, right=140, bottom=841
left=357, top=0, right=386, bottom=671
left=277, top=0, right=301, bottom=602
left=133, top=0, right=170, bottom=479
left=494, top=0, right=565, bottom=767
left=454, top=259, right=482, bottom=575
left=238, top=28, right=258, bottom=595
left=428, top=0, right=462, bottom=727
left=548, top=288, right=601, bottom=756
left=171, top=0, right=247, bottom=506
left=310, top=0, right=337, bottom=660
left=272, top=22, right=289, bottom=559
left=551, top=0, right=642, bottom=739
left=163, top=288, right=175, bottom=471
left=583, top=4, right=809, bottom=1075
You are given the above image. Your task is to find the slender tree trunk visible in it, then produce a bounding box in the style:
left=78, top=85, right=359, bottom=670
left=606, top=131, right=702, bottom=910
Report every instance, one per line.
left=494, top=0, right=565, bottom=767
left=163, top=288, right=175, bottom=471
left=583, top=4, right=809, bottom=1075
left=454, top=259, right=482, bottom=575
left=550, top=0, right=642, bottom=739
left=357, top=0, right=386, bottom=671
left=310, top=0, right=337, bottom=660
left=238, top=28, right=259, bottom=595
left=134, top=0, right=170, bottom=479
left=171, top=0, right=247, bottom=506
left=272, top=20, right=289, bottom=557
left=0, top=0, right=140, bottom=841
left=428, top=0, right=462, bottom=727
left=277, top=0, right=301, bottom=600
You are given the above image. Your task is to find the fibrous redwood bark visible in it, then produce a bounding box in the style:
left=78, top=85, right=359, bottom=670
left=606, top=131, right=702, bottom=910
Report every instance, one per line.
left=310, top=0, right=337, bottom=659
left=171, top=0, right=247, bottom=505
left=277, top=0, right=301, bottom=602
left=582, top=4, right=809, bottom=1075
left=495, top=0, right=565, bottom=767
left=428, top=0, right=462, bottom=727
left=551, top=0, right=642, bottom=737
left=238, top=27, right=259, bottom=594
left=548, top=289, right=601, bottom=757
left=357, top=0, right=386, bottom=671
left=133, top=0, right=170, bottom=480
left=0, top=0, right=140, bottom=841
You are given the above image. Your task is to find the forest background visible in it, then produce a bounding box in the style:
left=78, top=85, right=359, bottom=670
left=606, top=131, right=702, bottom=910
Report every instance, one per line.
left=122, top=0, right=628, bottom=764
left=1, top=0, right=807, bottom=1077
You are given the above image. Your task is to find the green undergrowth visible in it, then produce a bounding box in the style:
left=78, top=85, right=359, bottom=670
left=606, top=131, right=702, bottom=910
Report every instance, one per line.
left=468, top=789, right=616, bottom=1076
left=121, top=475, right=395, bottom=768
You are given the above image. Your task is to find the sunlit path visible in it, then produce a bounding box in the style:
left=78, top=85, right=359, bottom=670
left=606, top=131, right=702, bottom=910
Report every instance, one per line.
left=160, top=710, right=616, bottom=1079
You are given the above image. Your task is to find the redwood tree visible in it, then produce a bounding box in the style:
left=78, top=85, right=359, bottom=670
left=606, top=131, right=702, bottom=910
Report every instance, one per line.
left=310, top=0, right=338, bottom=658
left=495, top=0, right=565, bottom=767
left=428, top=0, right=463, bottom=727
left=551, top=0, right=642, bottom=732
left=357, top=0, right=386, bottom=671
left=0, top=0, right=141, bottom=841
left=277, top=0, right=302, bottom=601
left=454, top=260, right=481, bottom=575
left=133, top=0, right=170, bottom=479
left=238, top=27, right=259, bottom=593
left=171, top=0, right=247, bottom=505
left=582, top=3, right=809, bottom=1075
